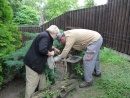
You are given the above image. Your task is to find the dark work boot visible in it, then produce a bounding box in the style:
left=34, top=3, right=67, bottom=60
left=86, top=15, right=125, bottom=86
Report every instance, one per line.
left=79, top=81, right=93, bottom=88
left=92, top=73, right=101, bottom=77
left=93, top=69, right=101, bottom=77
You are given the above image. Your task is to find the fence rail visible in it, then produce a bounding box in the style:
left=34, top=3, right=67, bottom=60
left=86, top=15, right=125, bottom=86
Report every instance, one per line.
left=19, top=0, right=130, bottom=55
left=19, top=25, right=42, bottom=33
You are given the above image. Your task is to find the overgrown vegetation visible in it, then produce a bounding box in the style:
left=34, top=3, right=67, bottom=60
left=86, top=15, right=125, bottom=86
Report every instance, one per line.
left=2, top=31, right=63, bottom=86
left=3, top=32, right=38, bottom=79
left=0, top=0, right=22, bottom=88
left=96, top=48, right=130, bottom=98
left=8, top=0, right=43, bottom=25
left=14, top=5, right=39, bottom=25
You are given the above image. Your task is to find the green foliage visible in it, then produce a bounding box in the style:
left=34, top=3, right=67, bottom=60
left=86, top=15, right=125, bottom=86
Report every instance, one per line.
left=3, top=31, right=61, bottom=85
left=43, top=66, right=60, bottom=98
left=43, top=0, right=96, bottom=21
left=44, top=0, right=78, bottom=21
left=97, top=63, right=130, bottom=97
left=8, top=0, right=22, bottom=17
left=8, top=0, right=43, bottom=24
left=84, top=0, right=95, bottom=8
left=0, top=0, right=13, bottom=24
left=3, top=32, right=38, bottom=78
left=100, top=47, right=126, bottom=65
left=0, top=0, right=22, bottom=56
left=14, top=5, right=39, bottom=25
left=71, top=50, right=85, bottom=76
left=0, top=0, right=22, bottom=87
left=73, top=62, right=84, bottom=76
left=0, top=24, right=15, bottom=57
left=95, top=47, right=130, bottom=97
left=0, top=63, right=3, bottom=89
left=0, top=1, right=22, bottom=56
left=21, top=0, right=43, bottom=15
left=45, top=65, right=58, bottom=85
left=23, top=32, right=38, bottom=38
left=67, top=47, right=130, bottom=98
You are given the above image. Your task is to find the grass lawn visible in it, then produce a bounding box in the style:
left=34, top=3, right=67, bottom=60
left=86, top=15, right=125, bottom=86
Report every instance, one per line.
left=66, top=48, right=130, bottom=98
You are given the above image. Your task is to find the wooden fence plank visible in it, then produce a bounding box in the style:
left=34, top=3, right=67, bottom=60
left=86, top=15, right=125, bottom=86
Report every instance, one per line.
left=124, top=0, right=130, bottom=54
left=106, top=3, right=111, bottom=47
left=117, top=0, right=124, bottom=52
left=120, top=0, right=128, bottom=53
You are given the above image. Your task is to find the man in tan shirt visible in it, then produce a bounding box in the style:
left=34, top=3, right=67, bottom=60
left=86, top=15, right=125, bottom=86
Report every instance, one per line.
left=54, top=29, right=103, bottom=88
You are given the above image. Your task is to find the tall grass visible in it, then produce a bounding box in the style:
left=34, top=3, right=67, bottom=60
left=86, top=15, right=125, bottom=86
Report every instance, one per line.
left=100, top=47, right=127, bottom=65
left=96, top=47, right=130, bottom=98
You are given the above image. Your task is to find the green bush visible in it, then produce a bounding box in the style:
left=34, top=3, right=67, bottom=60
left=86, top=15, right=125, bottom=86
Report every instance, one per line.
left=14, top=5, right=39, bottom=25
left=0, top=0, right=22, bottom=88
left=0, top=0, right=13, bottom=24
left=3, top=31, right=62, bottom=83
left=3, top=32, right=37, bottom=79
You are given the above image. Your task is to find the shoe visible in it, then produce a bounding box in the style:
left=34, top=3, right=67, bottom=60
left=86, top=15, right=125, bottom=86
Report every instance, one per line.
left=79, top=81, right=93, bottom=88
left=92, top=73, right=101, bottom=77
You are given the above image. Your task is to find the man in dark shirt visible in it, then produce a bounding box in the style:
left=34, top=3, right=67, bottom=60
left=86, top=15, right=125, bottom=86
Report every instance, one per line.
left=24, top=25, right=60, bottom=98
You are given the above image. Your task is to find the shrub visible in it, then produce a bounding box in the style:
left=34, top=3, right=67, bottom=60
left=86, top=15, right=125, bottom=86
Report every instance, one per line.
left=13, top=5, right=39, bottom=25
left=3, top=32, right=37, bottom=79
left=0, top=0, right=22, bottom=88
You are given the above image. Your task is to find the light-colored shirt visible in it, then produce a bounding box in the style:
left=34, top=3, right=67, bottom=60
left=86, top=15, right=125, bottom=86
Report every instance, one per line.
left=60, top=29, right=101, bottom=58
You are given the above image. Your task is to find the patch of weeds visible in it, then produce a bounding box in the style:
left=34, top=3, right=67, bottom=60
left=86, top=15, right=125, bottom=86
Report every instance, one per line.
left=100, top=47, right=126, bottom=65
left=42, top=69, right=60, bottom=98
left=96, top=47, right=130, bottom=98
left=43, top=90, right=60, bottom=98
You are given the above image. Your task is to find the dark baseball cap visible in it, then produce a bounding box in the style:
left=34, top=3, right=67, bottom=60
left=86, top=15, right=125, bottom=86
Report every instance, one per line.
left=57, top=33, right=63, bottom=42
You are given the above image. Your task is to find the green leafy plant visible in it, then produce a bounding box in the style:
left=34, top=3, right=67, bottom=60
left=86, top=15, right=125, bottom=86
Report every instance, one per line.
left=44, top=0, right=79, bottom=21
left=3, top=32, right=38, bottom=79
left=14, top=5, right=39, bottom=25
left=0, top=0, right=22, bottom=87
left=42, top=66, right=60, bottom=98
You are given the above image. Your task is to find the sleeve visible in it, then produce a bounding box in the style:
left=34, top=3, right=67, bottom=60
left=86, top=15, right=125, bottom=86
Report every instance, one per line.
left=38, top=37, right=49, bottom=55
left=60, top=36, right=75, bottom=58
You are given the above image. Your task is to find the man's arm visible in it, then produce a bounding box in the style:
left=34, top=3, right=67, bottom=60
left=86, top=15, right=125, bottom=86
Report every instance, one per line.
left=60, top=36, right=75, bottom=58
left=39, top=37, right=54, bottom=56
left=52, top=46, right=61, bottom=53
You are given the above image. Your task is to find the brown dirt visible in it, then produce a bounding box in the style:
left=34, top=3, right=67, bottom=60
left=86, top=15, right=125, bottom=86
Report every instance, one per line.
left=0, top=78, right=25, bottom=98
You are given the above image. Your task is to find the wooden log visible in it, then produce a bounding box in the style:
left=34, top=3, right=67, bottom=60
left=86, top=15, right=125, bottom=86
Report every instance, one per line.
left=31, top=79, right=81, bottom=98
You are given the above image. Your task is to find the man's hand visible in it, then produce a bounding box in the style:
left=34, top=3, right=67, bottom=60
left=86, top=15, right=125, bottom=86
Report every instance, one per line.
left=47, top=51, right=54, bottom=56
left=54, top=55, right=61, bottom=62
left=54, top=48, right=61, bottom=53
left=52, top=46, right=61, bottom=53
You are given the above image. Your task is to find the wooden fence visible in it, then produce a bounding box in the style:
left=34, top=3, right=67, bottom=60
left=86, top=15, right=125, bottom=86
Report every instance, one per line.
left=19, top=25, right=42, bottom=33
left=19, top=0, right=130, bottom=55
